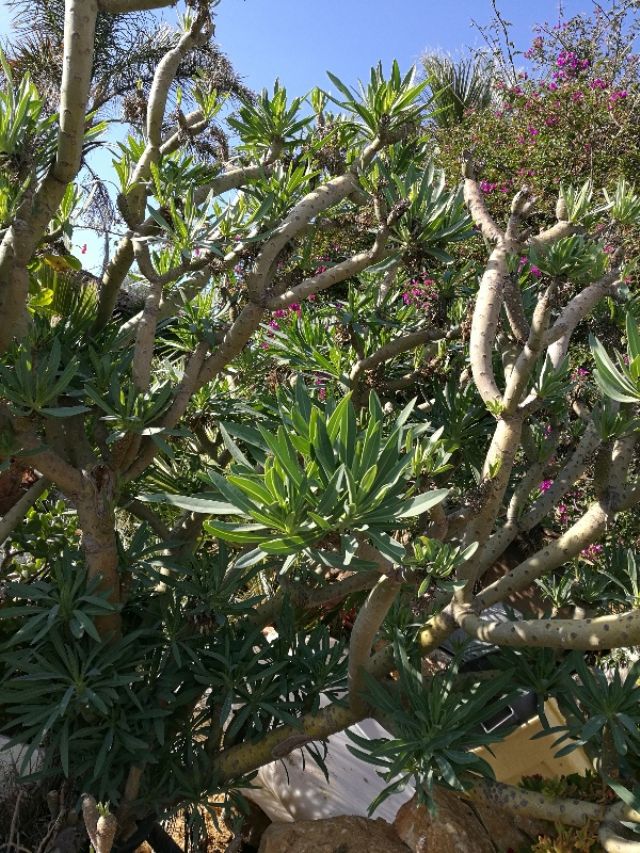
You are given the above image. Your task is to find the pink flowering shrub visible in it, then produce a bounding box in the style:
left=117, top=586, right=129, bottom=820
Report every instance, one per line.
left=436, top=8, right=640, bottom=222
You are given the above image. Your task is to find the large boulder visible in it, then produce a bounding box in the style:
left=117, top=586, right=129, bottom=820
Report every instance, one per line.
left=258, top=815, right=410, bottom=853
left=394, top=791, right=495, bottom=853
left=394, top=789, right=549, bottom=853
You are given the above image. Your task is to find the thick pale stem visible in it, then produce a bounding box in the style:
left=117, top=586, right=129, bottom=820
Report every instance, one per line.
left=212, top=645, right=394, bottom=783
left=453, top=602, right=640, bottom=650
left=547, top=270, right=620, bottom=368
left=349, top=327, right=447, bottom=386
left=348, top=574, right=400, bottom=716
left=252, top=174, right=358, bottom=284
left=469, top=243, right=508, bottom=405
left=99, top=0, right=176, bottom=10
left=0, top=477, right=49, bottom=545
left=0, top=0, right=99, bottom=351
left=268, top=226, right=391, bottom=308
left=503, top=281, right=557, bottom=414
left=131, top=245, right=163, bottom=393
left=77, top=469, right=121, bottom=639
left=462, top=413, right=524, bottom=557
left=476, top=500, right=610, bottom=609
left=465, top=777, right=605, bottom=827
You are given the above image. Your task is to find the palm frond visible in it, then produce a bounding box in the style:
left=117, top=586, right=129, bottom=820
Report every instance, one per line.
left=422, top=53, right=496, bottom=128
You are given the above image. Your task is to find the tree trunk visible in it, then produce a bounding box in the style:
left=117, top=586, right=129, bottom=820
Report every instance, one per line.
left=76, top=466, right=122, bottom=639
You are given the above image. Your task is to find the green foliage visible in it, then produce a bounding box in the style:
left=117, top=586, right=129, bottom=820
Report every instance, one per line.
left=422, top=53, right=495, bottom=128
left=407, top=538, right=477, bottom=597
left=546, top=657, right=640, bottom=777
left=0, top=556, right=115, bottom=645
left=378, top=160, right=474, bottom=262
left=325, top=61, right=428, bottom=140
left=0, top=337, right=86, bottom=418
left=3, top=4, right=640, bottom=841
left=528, top=235, right=608, bottom=284
left=227, top=82, right=311, bottom=150
left=145, top=384, right=447, bottom=566
left=0, top=47, right=56, bottom=163
left=591, top=313, right=640, bottom=402
left=346, top=637, right=516, bottom=812
left=605, top=178, right=640, bottom=227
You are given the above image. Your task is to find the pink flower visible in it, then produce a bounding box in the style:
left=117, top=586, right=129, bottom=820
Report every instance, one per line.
left=80, top=244, right=87, bottom=255
left=480, top=180, right=497, bottom=193
left=530, top=265, right=542, bottom=278
left=545, top=115, right=559, bottom=127
left=307, top=293, right=317, bottom=302
left=572, top=91, right=584, bottom=102
left=268, top=319, right=280, bottom=330
left=314, top=265, right=328, bottom=275
left=528, top=126, right=539, bottom=137
left=609, top=90, right=628, bottom=104
left=580, top=543, right=603, bottom=561
left=547, top=82, right=559, bottom=92
left=590, top=78, right=607, bottom=90
left=539, top=479, right=554, bottom=492
left=273, top=308, right=288, bottom=319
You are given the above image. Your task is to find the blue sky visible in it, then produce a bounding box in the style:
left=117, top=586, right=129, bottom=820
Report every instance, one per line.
left=170, top=0, right=588, bottom=94
left=1, top=0, right=592, bottom=95
left=0, top=0, right=592, bottom=268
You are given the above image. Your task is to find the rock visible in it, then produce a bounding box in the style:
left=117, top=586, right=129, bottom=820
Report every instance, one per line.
left=471, top=798, right=551, bottom=851
left=394, top=789, right=550, bottom=853
left=394, top=791, right=495, bottom=853
left=258, top=815, right=410, bottom=853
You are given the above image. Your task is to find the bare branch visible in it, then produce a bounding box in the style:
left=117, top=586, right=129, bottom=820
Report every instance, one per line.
left=0, top=0, right=99, bottom=351
left=547, top=269, right=621, bottom=368
left=251, top=174, right=358, bottom=287
left=349, top=327, right=448, bottom=386
left=462, top=155, right=503, bottom=242
left=453, top=601, right=640, bottom=650
left=476, top=500, right=610, bottom=609
left=469, top=243, right=509, bottom=405
left=529, top=220, right=580, bottom=250
left=250, top=571, right=380, bottom=629
left=131, top=243, right=163, bottom=393
left=348, top=545, right=400, bottom=716
left=122, top=499, right=171, bottom=541
left=13, top=427, right=84, bottom=495
left=267, top=224, right=392, bottom=308
left=0, top=477, right=49, bottom=545
left=465, top=777, right=606, bottom=828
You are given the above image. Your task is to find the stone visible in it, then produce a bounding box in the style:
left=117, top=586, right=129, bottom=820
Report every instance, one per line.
left=471, top=798, right=550, bottom=851
left=394, top=791, right=495, bottom=853
left=394, top=789, right=550, bottom=853
left=257, top=815, right=410, bottom=853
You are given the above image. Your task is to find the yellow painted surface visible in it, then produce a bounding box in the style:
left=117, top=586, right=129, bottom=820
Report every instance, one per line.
left=474, top=699, right=592, bottom=784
